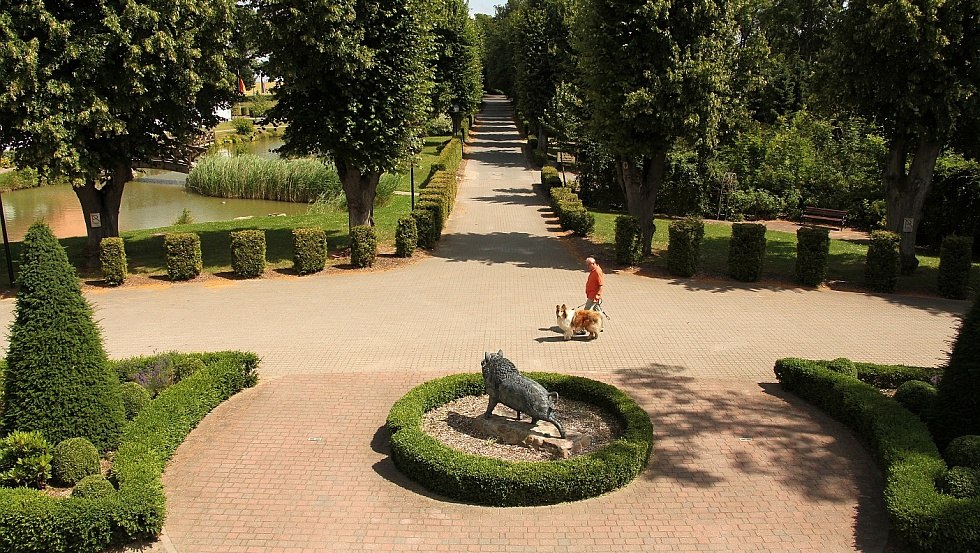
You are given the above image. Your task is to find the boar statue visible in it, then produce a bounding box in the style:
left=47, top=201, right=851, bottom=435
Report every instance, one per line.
left=481, top=350, right=565, bottom=438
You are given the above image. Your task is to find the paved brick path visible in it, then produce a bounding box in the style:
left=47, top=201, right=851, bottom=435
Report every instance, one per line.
left=0, top=97, right=966, bottom=552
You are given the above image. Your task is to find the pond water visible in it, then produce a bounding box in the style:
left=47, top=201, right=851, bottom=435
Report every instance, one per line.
left=0, top=138, right=304, bottom=241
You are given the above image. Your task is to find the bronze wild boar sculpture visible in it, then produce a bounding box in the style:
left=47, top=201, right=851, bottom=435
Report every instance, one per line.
left=481, top=350, right=565, bottom=438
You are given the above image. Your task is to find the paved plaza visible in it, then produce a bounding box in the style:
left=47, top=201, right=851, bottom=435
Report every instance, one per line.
left=0, top=97, right=967, bottom=552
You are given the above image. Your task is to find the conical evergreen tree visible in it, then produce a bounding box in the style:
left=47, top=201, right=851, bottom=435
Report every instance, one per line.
left=933, top=292, right=980, bottom=449
left=1, top=222, right=124, bottom=451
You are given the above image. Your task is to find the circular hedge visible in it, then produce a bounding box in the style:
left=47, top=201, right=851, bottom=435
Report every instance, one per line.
left=386, top=372, right=653, bottom=506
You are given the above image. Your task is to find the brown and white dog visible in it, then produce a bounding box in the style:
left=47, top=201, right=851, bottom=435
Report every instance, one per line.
left=556, top=304, right=603, bottom=340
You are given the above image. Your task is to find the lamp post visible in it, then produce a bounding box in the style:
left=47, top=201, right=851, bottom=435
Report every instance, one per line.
left=0, top=188, right=14, bottom=287
left=452, top=104, right=460, bottom=138
left=410, top=161, right=415, bottom=210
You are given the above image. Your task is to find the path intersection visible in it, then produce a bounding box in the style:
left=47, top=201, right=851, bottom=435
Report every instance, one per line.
left=0, top=97, right=966, bottom=552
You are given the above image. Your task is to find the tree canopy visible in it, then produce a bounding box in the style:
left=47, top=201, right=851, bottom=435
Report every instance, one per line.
left=431, top=0, right=484, bottom=131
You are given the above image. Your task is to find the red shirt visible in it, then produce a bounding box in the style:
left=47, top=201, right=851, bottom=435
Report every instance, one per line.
left=586, top=264, right=604, bottom=300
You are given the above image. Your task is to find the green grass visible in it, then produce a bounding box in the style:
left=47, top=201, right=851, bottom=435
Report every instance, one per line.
left=396, top=135, right=451, bottom=192
left=589, top=210, right=980, bottom=296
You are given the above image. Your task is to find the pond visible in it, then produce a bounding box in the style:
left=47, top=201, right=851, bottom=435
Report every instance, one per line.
left=0, top=138, right=304, bottom=242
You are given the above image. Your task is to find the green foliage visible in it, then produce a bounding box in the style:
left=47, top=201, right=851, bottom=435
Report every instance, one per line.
left=614, top=216, right=643, bottom=267
left=894, top=380, right=938, bottom=420
left=549, top=186, right=595, bottom=236
left=728, top=223, right=767, bottom=282
left=938, top=235, right=974, bottom=300
left=292, top=227, right=327, bottom=275
left=119, top=382, right=151, bottom=421
left=99, top=237, right=127, bottom=286
left=0, top=431, right=51, bottom=489
left=2, top=223, right=125, bottom=451
left=173, top=208, right=194, bottom=226
left=935, top=293, right=980, bottom=448
left=429, top=0, right=484, bottom=121
left=667, top=217, right=705, bottom=277
left=773, top=358, right=980, bottom=552
left=796, top=227, right=830, bottom=286
left=946, top=436, right=980, bottom=470
left=412, top=209, right=437, bottom=250
left=387, top=372, right=653, bottom=506
left=164, top=233, right=203, bottom=281
left=230, top=230, right=266, bottom=278
left=938, top=467, right=980, bottom=499
left=71, top=474, right=115, bottom=500
left=865, top=230, right=901, bottom=293
left=826, top=357, right=858, bottom=378
left=395, top=216, right=418, bottom=258
left=540, top=165, right=562, bottom=189
left=51, top=438, right=100, bottom=487
left=851, top=362, right=942, bottom=389
left=233, top=118, right=254, bottom=136
left=919, top=154, right=980, bottom=255
left=187, top=154, right=342, bottom=203
left=513, top=0, right=574, bottom=140
left=727, top=188, right=784, bottom=221
left=349, top=226, right=377, bottom=268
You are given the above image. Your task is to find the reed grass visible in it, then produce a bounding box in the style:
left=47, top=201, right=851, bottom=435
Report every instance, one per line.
left=186, top=154, right=342, bottom=203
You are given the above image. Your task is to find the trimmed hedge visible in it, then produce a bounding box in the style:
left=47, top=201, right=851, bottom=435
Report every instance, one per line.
left=938, top=235, right=973, bottom=299
left=99, top=237, right=127, bottom=286
left=934, top=292, right=980, bottom=449
left=728, top=223, right=767, bottom=282
left=667, top=217, right=705, bottom=277
left=349, top=225, right=377, bottom=268
left=71, top=475, right=115, bottom=500
left=946, top=436, right=980, bottom=470
left=412, top=209, right=437, bottom=250
left=119, top=382, right=151, bottom=421
left=615, top=215, right=643, bottom=267
left=540, top=165, right=561, bottom=189
left=51, top=438, right=100, bottom=487
left=796, top=226, right=830, bottom=286
left=865, top=230, right=901, bottom=293
left=0, top=351, right=259, bottom=553
left=395, top=216, right=418, bottom=258
left=292, top=227, right=327, bottom=275
left=387, top=372, right=653, bottom=506
left=230, top=229, right=266, bottom=278
left=894, top=380, right=938, bottom=420
left=939, top=467, right=980, bottom=499
left=774, top=358, right=980, bottom=552
left=164, top=233, right=202, bottom=281
left=549, top=186, right=595, bottom=236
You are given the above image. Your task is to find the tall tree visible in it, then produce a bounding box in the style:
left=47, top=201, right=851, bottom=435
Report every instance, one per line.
left=431, top=0, right=484, bottom=135
left=259, top=0, right=433, bottom=229
left=474, top=1, right=522, bottom=96
left=820, top=0, right=980, bottom=271
left=574, top=0, right=738, bottom=254
left=0, top=0, right=237, bottom=262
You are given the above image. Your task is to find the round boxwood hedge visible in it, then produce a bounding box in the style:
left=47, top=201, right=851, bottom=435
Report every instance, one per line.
left=386, top=372, right=653, bottom=506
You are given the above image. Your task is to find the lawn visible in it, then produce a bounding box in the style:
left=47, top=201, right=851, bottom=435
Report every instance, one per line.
left=395, top=135, right=452, bottom=193
left=588, top=209, right=980, bottom=297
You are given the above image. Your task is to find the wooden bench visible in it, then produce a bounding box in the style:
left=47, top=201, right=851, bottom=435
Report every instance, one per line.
left=802, top=206, right=847, bottom=230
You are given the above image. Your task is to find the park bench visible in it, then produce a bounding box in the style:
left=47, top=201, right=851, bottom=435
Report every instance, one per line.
left=802, top=206, right=847, bottom=230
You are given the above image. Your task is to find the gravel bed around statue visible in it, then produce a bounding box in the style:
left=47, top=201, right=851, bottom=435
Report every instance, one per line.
left=422, top=394, right=623, bottom=462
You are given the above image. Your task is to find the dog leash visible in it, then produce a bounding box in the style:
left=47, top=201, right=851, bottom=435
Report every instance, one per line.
left=576, top=301, right=611, bottom=320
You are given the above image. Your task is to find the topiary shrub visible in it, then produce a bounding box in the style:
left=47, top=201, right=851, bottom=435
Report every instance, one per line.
left=946, top=436, right=980, bottom=470
left=938, top=235, right=974, bottom=299
left=164, top=232, right=202, bottom=281
left=865, top=230, right=901, bottom=293
left=395, top=216, right=418, bottom=258
left=349, top=225, right=377, bottom=268
left=415, top=199, right=444, bottom=240
left=292, top=227, right=327, bottom=275
left=667, top=217, right=705, bottom=277
left=0, top=431, right=51, bottom=489
left=894, top=380, right=938, bottom=419
left=119, top=382, right=151, bottom=421
left=173, top=356, right=206, bottom=381
left=230, top=229, right=266, bottom=278
left=826, top=357, right=858, bottom=378
left=796, top=226, right=830, bottom=286
left=2, top=222, right=125, bottom=451
left=934, top=292, right=980, bottom=449
left=728, top=222, right=767, bottom=282
left=51, top=437, right=100, bottom=487
left=412, top=208, right=436, bottom=250
left=540, top=165, right=561, bottom=188
left=615, top=215, right=643, bottom=267
left=71, top=474, right=116, bottom=500
left=938, top=466, right=980, bottom=499
left=99, top=237, right=127, bottom=286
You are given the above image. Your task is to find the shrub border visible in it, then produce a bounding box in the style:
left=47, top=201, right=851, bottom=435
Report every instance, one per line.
left=386, top=372, right=653, bottom=506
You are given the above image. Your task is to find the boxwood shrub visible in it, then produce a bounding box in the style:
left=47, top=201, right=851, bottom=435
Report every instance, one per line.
left=615, top=215, right=643, bottom=267
left=728, top=222, right=767, bottom=282
left=938, top=235, right=973, bottom=299
left=894, top=380, right=938, bottom=420
left=51, top=437, right=100, bottom=487
left=164, top=232, right=202, bottom=281
left=549, top=186, right=595, bottom=236
left=292, top=227, right=327, bottom=275
left=395, top=216, right=418, bottom=258
left=0, top=351, right=259, bottom=553
left=230, top=229, right=266, bottom=278
left=796, top=226, right=830, bottom=286
left=540, top=165, right=562, bottom=189
left=387, top=372, right=654, bottom=507
left=667, top=217, right=705, bottom=277
left=946, top=436, right=980, bottom=470
left=99, top=237, right=127, bottom=286
left=774, top=358, right=980, bottom=552
left=412, top=209, right=437, bottom=250
left=349, top=225, right=377, bottom=268
left=865, top=230, right=901, bottom=293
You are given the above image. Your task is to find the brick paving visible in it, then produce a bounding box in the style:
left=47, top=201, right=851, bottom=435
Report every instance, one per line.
left=0, top=96, right=967, bottom=552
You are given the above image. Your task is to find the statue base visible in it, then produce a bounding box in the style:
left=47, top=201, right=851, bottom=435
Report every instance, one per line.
left=472, top=415, right=591, bottom=459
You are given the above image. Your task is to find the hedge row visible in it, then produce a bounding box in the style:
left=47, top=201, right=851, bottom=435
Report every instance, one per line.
left=773, top=358, right=980, bottom=552
left=0, top=351, right=259, bottom=553
left=728, top=222, right=767, bottom=282
left=938, top=235, right=974, bottom=300
left=99, top=238, right=127, bottom=286
left=387, top=372, right=653, bottom=506
left=540, top=165, right=562, bottom=189
left=349, top=226, right=377, bottom=268
left=549, top=186, right=595, bottom=236
left=796, top=227, right=830, bottom=286
left=667, top=217, right=705, bottom=277
left=866, top=230, right=901, bottom=293
left=615, top=215, right=643, bottom=267
left=411, top=142, right=462, bottom=250
left=230, top=230, right=266, bottom=278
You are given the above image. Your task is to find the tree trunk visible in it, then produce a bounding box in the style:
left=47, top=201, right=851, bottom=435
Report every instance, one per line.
left=337, top=160, right=380, bottom=230
left=615, top=151, right=665, bottom=256
left=882, top=138, right=942, bottom=274
left=537, top=123, right=548, bottom=154
left=73, top=162, right=131, bottom=267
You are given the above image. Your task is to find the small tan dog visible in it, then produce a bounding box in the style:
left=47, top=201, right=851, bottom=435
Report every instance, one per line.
left=556, top=304, right=603, bottom=340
